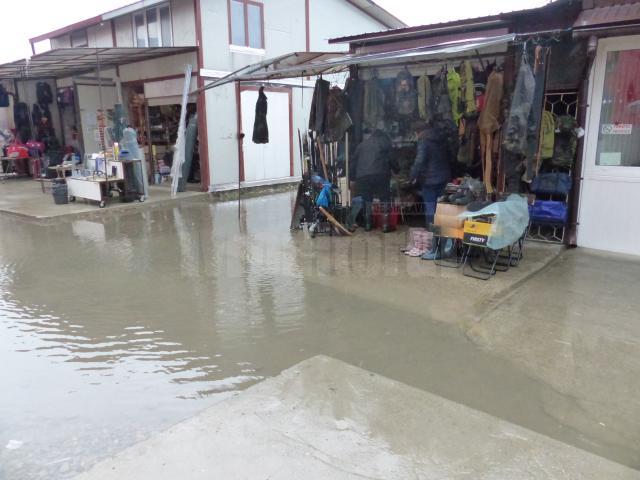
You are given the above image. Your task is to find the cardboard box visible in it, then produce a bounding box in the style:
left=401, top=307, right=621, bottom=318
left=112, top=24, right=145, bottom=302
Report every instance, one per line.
left=434, top=203, right=467, bottom=229
left=463, top=218, right=495, bottom=246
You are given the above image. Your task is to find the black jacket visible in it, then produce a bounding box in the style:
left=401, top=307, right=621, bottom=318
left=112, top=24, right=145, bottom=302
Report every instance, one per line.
left=352, top=130, right=392, bottom=180
left=252, top=87, right=269, bottom=144
left=410, top=130, right=451, bottom=186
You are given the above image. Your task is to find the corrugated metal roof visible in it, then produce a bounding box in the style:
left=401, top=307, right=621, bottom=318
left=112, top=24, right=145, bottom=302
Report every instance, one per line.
left=0, top=47, right=196, bottom=80
left=328, top=14, right=507, bottom=45
left=329, top=0, right=569, bottom=45
left=199, top=34, right=516, bottom=92
left=574, top=2, right=640, bottom=28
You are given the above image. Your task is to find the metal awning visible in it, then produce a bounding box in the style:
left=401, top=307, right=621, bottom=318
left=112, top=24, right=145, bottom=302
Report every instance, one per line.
left=0, top=47, right=197, bottom=80
left=200, top=33, right=516, bottom=92
left=574, top=3, right=640, bottom=31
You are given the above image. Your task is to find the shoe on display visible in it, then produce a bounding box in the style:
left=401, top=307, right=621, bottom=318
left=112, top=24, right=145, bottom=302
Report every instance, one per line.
left=421, top=238, right=454, bottom=260
left=453, top=190, right=474, bottom=205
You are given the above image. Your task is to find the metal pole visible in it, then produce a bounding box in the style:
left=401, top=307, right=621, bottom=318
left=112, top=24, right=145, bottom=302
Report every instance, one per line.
left=345, top=131, right=349, bottom=206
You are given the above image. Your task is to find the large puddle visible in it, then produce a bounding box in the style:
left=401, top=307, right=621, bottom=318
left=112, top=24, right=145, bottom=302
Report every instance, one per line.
left=1, top=192, right=637, bottom=478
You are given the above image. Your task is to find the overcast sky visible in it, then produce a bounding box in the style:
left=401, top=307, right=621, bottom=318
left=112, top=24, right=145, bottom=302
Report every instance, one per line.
left=0, top=0, right=548, bottom=64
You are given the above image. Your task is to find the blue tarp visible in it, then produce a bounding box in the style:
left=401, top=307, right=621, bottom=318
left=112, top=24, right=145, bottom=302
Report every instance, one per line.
left=459, top=195, right=530, bottom=250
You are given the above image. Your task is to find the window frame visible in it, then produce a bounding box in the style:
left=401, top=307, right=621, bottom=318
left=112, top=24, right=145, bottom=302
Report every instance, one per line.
left=227, top=0, right=265, bottom=50
left=132, top=2, right=173, bottom=48
left=70, top=29, right=88, bottom=48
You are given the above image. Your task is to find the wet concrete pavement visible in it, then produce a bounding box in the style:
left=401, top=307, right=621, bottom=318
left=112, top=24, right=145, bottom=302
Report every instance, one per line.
left=73, top=356, right=640, bottom=480
left=0, top=178, right=204, bottom=220
left=1, top=191, right=639, bottom=478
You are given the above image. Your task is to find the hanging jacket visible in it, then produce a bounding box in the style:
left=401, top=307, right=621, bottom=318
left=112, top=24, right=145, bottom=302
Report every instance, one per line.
left=252, top=86, right=269, bottom=144
left=344, top=77, right=364, bottom=145
left=478, top=70, right=504, bottom=134
left=447, top=69, right=462, bottom=125
left=460, top=60, right=477, bottom=117
left=503, top=56, right=536, bottom=155
left=31, top=104, right=43, bottom=127
left=431, top=69, right=453, bottom=123
left=309, top=78, right=330, bottom=134
left=540, top=110, right=555, bottom=159
left=417, top=73, right=432, bottom=123
left=395, top=68, right=417, bottom=117
left=363, top=77, right=385, bottom=130
left=552, top=115, right=578, bottom=168
left=36, top=81, right=53, bottom=105
left=410, top=128, right=452, bottom=187
left=324, top=87, right=353, bottom=142
left=0, top=84, right=9, bottom=108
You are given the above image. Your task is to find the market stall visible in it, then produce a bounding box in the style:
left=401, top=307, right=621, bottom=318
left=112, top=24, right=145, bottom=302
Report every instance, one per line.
left=200, top=30, right=583, bottom=278
left=0, top=46, right=197, bottom=209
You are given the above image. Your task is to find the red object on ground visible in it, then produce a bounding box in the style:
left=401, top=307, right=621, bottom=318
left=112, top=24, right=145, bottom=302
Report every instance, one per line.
left=372, top=203, right=400, bottom=230
left=7, top=143, right=29, bottom=159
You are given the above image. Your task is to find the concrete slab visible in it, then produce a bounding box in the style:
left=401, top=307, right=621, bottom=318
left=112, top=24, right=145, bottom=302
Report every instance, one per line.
left=72, top=356, right=639, bottom=480
left=467, top=248, right=640, bottom=466
left=0, top=178, right=204, bottom=220
left=298, top=228, right=562, bottom=329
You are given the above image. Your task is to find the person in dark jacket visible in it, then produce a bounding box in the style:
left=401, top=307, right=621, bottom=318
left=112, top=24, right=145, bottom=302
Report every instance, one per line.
left=410, top=122, right=452, bottom=227
left=346, top=128, right=392, bottom=231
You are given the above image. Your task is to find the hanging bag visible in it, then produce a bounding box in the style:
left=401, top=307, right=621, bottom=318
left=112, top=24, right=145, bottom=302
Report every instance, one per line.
left=36, top=81, right=53, bottom=105
left=531, top=172, right=572, bottom=195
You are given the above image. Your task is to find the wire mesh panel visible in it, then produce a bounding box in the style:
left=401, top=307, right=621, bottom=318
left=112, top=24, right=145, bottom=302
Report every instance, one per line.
left=527, top=91, right=578, bottom=244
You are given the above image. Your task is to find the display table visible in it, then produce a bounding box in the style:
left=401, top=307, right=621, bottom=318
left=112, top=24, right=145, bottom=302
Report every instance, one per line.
left=47, top=164, right=76, bottom=179
left=66, top=176, right=120, bottom=208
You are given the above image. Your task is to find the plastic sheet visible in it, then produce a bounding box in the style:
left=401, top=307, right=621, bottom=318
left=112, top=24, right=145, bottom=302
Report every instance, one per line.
left=459, top=194, right=530, bottom=250
left=121, top=127, right=148, bottom=197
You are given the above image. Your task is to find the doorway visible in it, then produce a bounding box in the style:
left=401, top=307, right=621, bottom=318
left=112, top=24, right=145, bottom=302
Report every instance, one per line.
left=578, top=35, right=640, bottom=256
left=239, top=86, right=293, bottom=183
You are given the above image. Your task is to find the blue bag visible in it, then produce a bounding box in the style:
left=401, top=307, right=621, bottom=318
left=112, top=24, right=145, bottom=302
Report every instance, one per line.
left=531, top=172, right=572, bottom=195
left=529, top=200, right=568, bottom=224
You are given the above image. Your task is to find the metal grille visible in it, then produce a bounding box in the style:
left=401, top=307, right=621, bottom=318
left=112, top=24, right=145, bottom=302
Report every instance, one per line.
left=527, top=91, right=578, bottom=244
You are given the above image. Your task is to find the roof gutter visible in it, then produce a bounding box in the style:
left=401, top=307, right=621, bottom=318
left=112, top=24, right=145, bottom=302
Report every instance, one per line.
left=329, top=19, right=506, bottom=45
left=573, top=22, right=640, bottom=37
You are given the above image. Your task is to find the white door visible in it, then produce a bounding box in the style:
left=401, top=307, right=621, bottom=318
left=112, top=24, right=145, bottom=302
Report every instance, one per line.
left=240, top=88, right=291, bottom=183
left=76, top=84, right=118, bottom=154
left=578, top=36, right=640, bottom=256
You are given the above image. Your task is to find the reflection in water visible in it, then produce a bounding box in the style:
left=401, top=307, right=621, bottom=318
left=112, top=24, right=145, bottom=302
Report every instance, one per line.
left=2, top=192, right=638, bottom=479
left=0, top=194, right=306, bottom=479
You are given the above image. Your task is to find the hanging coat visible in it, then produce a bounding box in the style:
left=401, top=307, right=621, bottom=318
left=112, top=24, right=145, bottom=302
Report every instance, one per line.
left=395, top=68, right=417, bottom=117
left=478, top=70, right=504, bottom=135
left=460, top=60, right=477, bottom=117
left=503, top=56, right=535, bottom=155
left=363, top=77, right=385, bottom=130
left=309, top=78, right=330, bottom=134
left=252, top=86, right=269, bottom=144
left=539, top=110, right=555, bottom=159
left=324, top=87, right=353, bottom=142
left=431, top=69, right=453, bottom=123
left=417, top=73, right=432, bottom=123
left=344, top=77, right=364, bottom=145
left=447, top=69, right=462, bottom=125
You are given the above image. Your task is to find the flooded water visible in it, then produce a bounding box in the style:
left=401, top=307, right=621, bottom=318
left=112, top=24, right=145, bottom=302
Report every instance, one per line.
left=0, top=192, right=638, bottom=478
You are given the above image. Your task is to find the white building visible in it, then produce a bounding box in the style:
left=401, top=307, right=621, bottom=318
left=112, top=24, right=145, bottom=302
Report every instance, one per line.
left=21, top=0, right=404, bottom=192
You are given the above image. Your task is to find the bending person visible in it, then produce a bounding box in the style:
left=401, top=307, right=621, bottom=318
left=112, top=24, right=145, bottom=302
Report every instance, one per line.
left=346, top=127, right=393, bottom=232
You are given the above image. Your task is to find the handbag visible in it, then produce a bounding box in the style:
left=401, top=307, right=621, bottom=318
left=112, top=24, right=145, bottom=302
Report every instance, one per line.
left=529, top=200, right=568, bottom=224
left=531, top=172, right=572, bottom=195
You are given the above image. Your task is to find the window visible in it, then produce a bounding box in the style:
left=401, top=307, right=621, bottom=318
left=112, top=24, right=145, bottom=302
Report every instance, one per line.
left=595, top=49, right=640, bottom=167
left=133, top=3, right=173, bottom=47
left=229, top=0, right=264, bottom=49
left=70, top=29, right=88, bottom=47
